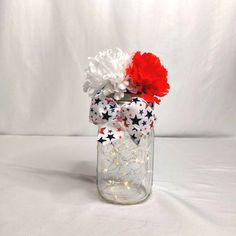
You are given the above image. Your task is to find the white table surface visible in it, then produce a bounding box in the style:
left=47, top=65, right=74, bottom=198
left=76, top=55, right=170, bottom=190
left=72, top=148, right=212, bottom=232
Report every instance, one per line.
left=0, top=135, right=235, bottom=236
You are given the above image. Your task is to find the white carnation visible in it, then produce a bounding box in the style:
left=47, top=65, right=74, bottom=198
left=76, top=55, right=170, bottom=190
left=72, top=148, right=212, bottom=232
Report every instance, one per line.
left=83, top=48, right=131, bottom=100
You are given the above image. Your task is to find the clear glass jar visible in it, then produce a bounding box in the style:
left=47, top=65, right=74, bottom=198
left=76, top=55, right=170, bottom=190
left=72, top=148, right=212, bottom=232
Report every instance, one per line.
left=96, top=99, right=154, bottom=205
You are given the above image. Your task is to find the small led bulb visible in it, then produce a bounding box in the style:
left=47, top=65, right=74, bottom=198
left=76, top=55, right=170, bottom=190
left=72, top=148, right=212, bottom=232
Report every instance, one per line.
left=108, top=179, right=115, bottom=185
left=123, top=181, right=130, bottom=189
left=111, top=147, right=118, bottom=156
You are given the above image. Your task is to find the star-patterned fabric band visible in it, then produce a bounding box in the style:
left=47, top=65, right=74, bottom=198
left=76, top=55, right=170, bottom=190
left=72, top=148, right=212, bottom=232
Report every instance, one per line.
left=89, top=96, right=155, bottom=145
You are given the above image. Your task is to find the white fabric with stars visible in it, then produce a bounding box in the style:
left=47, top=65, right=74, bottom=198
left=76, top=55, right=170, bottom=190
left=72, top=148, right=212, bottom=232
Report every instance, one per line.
left=89, top=95, right=155, bottom=145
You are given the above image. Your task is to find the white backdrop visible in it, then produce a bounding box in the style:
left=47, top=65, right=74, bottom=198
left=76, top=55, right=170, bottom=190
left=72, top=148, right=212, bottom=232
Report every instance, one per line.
left=0, top=0, right=235, bottom=136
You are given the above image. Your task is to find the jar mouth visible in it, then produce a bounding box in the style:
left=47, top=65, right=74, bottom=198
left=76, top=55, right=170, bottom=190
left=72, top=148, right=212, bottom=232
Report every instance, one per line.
left=117, top=93, right=141, bottom=102
left=116, top=93, right=154, bottom=109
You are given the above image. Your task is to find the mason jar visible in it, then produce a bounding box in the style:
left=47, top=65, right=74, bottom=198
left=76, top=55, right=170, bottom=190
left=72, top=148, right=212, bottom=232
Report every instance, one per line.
left=96, top=98, right=154, bottom=205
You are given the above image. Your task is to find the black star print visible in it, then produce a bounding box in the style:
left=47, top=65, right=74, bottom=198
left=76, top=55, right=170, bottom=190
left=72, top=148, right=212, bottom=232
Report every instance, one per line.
left=139, top=109, right=143, bottom=115
left=132, top=127, right=137, bottom=131
left=111, top=108, right=115, bottom=112
left=95, top=98, right=101, bottom=105
left=142, top=121, right=147, bottom=126
left=104, top=107, right=107, bottom=110
left=106, top=134, right=115, bottom=141
left=108, top=129, right=112, bottom=133
left=132, top=98, right=139, bottom=104
left=90, top=108, right=94, bottom=112
left=131, top=115, right=141, bottom=125
left=98, top=137, right=106, bottom=144
left=149, top=103, right=154, bottom=109
left=102, top=111, right=111, bottom=120
left=110, top=104, right=116, bottom=109
left=131, top=134, right=137, bottom=140
left=145, top=110, right=152, bottom=120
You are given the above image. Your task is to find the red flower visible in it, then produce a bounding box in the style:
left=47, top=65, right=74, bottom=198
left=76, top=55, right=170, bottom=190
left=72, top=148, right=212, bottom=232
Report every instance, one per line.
left=126, top=51, right=170, bottom=104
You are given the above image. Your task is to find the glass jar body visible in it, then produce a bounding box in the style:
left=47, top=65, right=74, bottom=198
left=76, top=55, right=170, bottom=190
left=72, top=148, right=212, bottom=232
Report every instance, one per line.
left=97, top=126, right=154, bottom=205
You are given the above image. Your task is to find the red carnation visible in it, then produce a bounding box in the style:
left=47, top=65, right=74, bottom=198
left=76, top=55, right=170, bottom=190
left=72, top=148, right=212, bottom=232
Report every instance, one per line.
left=126, top=51, right=170, bottom=104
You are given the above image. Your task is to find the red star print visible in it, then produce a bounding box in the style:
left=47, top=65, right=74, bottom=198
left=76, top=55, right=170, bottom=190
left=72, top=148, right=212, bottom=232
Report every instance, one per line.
left=116, top=116, right=123, bottom=122
left=99, top=127, right=106, bottom=134
left=117, top=128, right=122, bottom=132
left=124, top=121, right=129, bottom=127
left=150, top=121, right=154, bottom=128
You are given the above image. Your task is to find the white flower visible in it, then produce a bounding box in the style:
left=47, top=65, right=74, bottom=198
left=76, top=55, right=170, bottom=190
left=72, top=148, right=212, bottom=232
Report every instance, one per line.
left=83, top=48, right=131, bottom=100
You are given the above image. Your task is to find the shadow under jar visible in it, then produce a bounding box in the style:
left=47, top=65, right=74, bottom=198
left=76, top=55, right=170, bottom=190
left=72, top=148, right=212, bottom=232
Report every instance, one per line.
left=96, top=98, right=154, bottom=205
